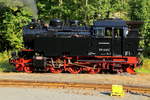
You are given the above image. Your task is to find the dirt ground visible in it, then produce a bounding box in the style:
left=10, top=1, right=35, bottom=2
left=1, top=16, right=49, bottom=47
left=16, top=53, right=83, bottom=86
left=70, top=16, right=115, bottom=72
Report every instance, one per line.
left=0, top=87, right=150, bottom=100
left=0, top=73, right=149, bottom=87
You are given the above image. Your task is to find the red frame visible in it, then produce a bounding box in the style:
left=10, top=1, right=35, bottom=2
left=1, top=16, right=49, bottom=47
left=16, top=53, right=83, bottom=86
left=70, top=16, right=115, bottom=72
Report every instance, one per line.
left=10, top=49, right=139, bottom=74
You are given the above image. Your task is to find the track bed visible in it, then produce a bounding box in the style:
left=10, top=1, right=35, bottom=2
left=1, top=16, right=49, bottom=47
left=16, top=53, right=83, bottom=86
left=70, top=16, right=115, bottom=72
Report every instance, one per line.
left=0, top=73, right=149, bottom=88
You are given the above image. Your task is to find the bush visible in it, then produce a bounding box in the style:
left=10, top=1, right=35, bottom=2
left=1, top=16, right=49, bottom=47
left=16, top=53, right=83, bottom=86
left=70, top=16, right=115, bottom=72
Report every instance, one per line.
left=143, top=47, right=150, bottom=58
left=0, top=51, right=14, bottom=72
left=135, top=58, right=150, bottom=74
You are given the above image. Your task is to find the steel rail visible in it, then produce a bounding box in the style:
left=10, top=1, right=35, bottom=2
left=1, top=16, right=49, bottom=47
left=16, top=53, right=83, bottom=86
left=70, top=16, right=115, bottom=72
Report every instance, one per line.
left=0, top=80, right=150, bottom=94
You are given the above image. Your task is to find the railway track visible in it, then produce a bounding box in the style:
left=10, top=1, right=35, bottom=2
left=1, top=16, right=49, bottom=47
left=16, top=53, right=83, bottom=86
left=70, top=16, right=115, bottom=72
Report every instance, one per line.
left=0, top=80, right=150, bottom=95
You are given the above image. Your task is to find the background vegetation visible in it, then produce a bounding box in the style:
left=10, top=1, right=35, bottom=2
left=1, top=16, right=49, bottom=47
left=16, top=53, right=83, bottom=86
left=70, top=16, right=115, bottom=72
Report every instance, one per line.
left=0, top=0, right=149, bottom=72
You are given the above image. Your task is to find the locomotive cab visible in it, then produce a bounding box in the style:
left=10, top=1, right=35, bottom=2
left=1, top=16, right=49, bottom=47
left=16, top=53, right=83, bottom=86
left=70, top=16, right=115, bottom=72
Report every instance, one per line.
left=91, top=19, right=128, bottom=56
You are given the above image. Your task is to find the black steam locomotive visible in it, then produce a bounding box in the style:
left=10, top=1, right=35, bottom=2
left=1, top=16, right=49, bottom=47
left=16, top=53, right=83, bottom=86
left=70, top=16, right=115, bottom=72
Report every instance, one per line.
left=10, top=19, right=143, bottom=74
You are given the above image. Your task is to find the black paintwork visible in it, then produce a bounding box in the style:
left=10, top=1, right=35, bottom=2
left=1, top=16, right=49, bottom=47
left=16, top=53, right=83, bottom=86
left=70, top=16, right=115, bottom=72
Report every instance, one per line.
left=23, top=19, right=142, bottom=57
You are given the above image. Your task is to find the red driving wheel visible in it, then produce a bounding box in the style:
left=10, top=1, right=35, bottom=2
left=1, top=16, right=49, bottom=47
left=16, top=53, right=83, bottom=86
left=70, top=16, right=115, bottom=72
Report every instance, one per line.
left=67, top=66, right=81, bottom=74
left=49, top=67, right=63, bottom=73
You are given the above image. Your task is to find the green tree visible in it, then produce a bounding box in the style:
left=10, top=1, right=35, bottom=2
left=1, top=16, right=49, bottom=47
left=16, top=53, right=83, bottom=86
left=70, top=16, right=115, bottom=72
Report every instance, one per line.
left=0, top=2, right=31, bottom=51
left=140, top=0, right=150, bottom=47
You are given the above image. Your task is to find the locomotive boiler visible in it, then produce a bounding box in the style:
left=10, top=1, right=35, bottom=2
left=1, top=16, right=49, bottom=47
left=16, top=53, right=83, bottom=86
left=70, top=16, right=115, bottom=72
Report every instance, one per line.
left=10, top=19, right=143, bottom=74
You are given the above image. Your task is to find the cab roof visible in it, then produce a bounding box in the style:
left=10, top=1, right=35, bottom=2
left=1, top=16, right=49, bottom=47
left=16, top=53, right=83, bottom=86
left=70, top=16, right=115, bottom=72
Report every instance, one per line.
left=94, top=19, right=127, bottom=27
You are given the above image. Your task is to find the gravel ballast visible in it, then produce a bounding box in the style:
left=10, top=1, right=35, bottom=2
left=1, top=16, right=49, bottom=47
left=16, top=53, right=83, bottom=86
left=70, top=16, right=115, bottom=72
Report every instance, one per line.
left=0, top=73, right=149, bottom=87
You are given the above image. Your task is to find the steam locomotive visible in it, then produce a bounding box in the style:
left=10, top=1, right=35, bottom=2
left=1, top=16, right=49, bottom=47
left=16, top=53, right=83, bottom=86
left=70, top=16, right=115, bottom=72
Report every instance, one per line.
left=10, top=18, right=143, bottom=74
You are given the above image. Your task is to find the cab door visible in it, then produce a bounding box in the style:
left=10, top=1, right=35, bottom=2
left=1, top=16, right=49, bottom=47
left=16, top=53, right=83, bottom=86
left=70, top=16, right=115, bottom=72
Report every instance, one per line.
left=112, top=28, right=123, bottom=56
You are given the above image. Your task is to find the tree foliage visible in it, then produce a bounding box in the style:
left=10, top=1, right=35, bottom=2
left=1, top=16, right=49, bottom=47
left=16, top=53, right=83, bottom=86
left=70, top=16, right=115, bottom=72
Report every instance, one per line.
left=0, top=1, right=31, bottom=51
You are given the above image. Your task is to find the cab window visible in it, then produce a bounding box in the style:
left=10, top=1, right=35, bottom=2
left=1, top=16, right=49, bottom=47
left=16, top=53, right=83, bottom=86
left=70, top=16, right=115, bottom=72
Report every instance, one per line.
left=105, top=28, right=112, bottom=37
left=114, top=28, right=123, bottom=38
left=93, top=27, right=105, bottom=37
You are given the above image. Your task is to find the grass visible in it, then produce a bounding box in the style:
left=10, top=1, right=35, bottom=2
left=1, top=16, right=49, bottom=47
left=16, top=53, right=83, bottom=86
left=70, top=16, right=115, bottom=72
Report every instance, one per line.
left=0, top=51, right=14, bottom=72
left=135, top=58, right=150, bottom=74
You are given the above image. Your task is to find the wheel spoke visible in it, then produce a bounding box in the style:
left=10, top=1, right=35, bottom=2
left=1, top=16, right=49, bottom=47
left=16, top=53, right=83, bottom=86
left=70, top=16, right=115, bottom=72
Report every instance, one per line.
left=67, top=67, right=81, bottom=74
left=88, top=64, right=100, bottom=74
left=15, top=64, right=24, bottom=72
left=49, top=67, right=62, bottom=73
left=24, top=66, right=33, bottom=73
left=88, top=68, right=100, bottom=74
